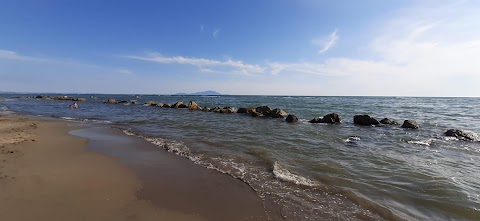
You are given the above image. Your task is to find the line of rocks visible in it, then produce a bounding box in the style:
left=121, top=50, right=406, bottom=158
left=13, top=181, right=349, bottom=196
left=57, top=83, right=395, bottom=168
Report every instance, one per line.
left=22, top=95, right=87, bottom=101
left=104, top=99, right=476, bottom=141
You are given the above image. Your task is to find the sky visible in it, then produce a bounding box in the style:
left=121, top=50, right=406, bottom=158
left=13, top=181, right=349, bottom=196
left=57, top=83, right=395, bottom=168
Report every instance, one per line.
left=1, top=0, right=479, bottom=96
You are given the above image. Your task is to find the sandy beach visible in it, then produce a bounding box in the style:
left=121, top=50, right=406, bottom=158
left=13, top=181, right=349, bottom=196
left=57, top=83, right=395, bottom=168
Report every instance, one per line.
left=0, top=114, right=268, bottom=221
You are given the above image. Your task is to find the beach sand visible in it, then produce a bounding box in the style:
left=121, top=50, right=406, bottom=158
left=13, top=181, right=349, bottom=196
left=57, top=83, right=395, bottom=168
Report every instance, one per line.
left=0, top=114, right=268, bottom=220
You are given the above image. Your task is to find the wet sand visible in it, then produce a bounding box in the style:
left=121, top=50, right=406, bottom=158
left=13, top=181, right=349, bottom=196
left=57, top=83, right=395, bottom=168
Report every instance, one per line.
left=0, top=114, right=268, bottom=221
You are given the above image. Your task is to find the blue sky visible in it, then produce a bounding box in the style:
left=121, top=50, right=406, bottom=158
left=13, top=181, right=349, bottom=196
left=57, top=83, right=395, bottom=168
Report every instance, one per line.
left=1, top=0, right=479, bottom=96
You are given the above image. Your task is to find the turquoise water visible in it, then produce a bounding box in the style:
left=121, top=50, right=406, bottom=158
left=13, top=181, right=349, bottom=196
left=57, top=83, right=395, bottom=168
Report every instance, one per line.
left=2, top=94, right=479, bottom=221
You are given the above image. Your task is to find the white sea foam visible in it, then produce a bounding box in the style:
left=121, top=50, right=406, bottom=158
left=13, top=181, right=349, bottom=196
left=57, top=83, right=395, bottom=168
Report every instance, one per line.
left=273, top=162, right=318, bottom=187
left=408, top=139, right=435, bottom=146
left=59, top=116, right=76, bottom=120
left=344, top=136, right=360, bottom=143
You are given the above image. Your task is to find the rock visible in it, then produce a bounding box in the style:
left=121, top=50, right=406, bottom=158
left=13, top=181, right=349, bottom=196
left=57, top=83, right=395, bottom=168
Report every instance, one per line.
left=162, top=103, right=171, bottom=108
left=35, top=95, right=44, bottom=99
left=309, top=113, right=341, bottom=124
left=202, top=107, right=210, bottom=112
left=255, top=106, right=272, bottom=116
left=106, top=98, right=116, bottom=104
left=444, top=129, right=476, bottom=141
left=353, top=115, right=380, bottom=126
left=237, top=108, right=249, bottom=114
left=269, top=108, right=288, bottom=118
left=380, top=118, right=398, bottom=125
left=172, top=102, right=186, bottom=108
left=309, top=117, right=323, bottom=123
left=401, top=120, right=419, bottom=129
left=209, top=107, right=222, bottom=112
left=188, top=101, right=202, bottom=110
left=219, top=108, right=234, bottom=114
left=145, top=101, right=156, bottom=106
left=286, top=114, right=298, bottom=123
left=118, top=100, right=129, bottom=104
left=321, top=113, right=341, bottom=124
left=250, top=110, right=264, bottom=117
left=156, top=103, right=164, bottom=107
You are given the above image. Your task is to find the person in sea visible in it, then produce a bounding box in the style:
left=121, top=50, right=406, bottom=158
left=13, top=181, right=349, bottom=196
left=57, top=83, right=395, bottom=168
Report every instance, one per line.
left=69, top=102, right=78, bottom=109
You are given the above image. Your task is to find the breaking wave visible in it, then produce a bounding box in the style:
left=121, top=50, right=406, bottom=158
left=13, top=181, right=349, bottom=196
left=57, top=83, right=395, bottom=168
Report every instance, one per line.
left=273, top=161, right=318, bottom=187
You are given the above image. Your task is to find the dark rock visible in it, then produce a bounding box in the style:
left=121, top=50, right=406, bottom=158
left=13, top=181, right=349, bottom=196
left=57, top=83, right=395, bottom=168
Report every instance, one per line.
left=309, top=117, right=323, bottom=123
left=401, top=120, right=419, bottom=129
left=106, top=98, right=116, bottom=104
left=219, top=108, right=234, bottom=114
left=162, top=103, right=171, bottom=108
left=353, top=115, right=380, bottom=126
left=286, top=115, right=298, bottom=123
left=35, top=95, right=44, bottom=99
left=250, top=110, right=264, bottom=117
left=237, top=108, right=248, bottom=114
left=321, top=113, right=341, bottom=124
left=310, top=113, right=341, bottom=124
left=255, top=106, right=272, bottom=116
left=380, top=118, right=398, bottom=125
left=445, top=129, right=476, bottom=141
left=269, top=108, right=287, bottom=118
left=156, top=102, right=164, bottom=107
left=188, top=101, right=202, bottom=110
left=209, top=106, right=222, bottom=112
left=118, top=100, right=129, bottom=104
left=202, top=107, right=210, bottom=112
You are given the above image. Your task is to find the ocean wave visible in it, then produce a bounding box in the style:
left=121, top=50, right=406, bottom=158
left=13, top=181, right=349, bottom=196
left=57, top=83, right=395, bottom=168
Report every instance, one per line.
left=344, top=136, right=360, bottom=143
left=122, top=129, right=193, bottom=159
left=59, top=116, right=77, bottom=120
left=408, top=138, right=435, bottom=146
left=273, top=162, right=318, bottom=187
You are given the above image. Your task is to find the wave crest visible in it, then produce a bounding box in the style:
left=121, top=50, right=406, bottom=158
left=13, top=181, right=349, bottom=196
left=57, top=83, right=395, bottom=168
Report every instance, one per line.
left=273, top=162, right=318, bottom=187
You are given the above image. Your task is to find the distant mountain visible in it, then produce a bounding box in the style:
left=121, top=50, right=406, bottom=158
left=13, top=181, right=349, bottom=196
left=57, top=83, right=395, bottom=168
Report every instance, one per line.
left=174, top=91, right=222, bottom=96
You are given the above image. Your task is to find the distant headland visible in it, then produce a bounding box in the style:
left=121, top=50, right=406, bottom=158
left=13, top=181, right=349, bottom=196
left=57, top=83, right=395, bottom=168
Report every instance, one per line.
left=173, top=91, right=222, bottom=96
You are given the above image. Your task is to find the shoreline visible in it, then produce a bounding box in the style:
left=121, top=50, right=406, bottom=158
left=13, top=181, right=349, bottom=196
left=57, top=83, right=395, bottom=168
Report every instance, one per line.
left=0, top=114, right=268, bottom=221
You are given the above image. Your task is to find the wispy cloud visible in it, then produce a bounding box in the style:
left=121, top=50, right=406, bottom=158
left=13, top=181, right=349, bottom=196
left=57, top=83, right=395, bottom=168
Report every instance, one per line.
left=312, top=29, right=338, bottom=54
left=213, top=28, right=220, bottom=39
left=124, top=53, right=264, bottom=75
left=0, top=49, right=41, bottom=61
left=200, top=24, right=204, bottom=32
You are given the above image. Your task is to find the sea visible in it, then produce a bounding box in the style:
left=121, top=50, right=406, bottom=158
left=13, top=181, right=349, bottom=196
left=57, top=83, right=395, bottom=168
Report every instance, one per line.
left=1, top=94, right=479, bottom=221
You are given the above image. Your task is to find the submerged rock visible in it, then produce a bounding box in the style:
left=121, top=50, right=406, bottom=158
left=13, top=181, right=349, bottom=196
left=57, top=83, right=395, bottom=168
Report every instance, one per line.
left=202, top=107, right=210, bottom=112
left=353, top=115, right=380, bottom=126
left=380, top=118, right=398, bottom=125
left=188, top=101, right=202, bottom=110
left=445, top=129, right=476, bottom=141
left=269, top=108, right=287, bottom=118
left=401, top=120, right=419, bottom=129
left=286, top=114, right=298, bottom=123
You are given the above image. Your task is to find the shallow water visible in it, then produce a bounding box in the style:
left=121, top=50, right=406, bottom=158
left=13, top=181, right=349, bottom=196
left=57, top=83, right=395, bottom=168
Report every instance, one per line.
left=2, top=94, right=479, bottom=220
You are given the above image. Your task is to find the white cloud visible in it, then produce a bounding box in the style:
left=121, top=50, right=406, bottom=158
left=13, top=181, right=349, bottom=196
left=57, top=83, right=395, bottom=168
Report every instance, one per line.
left=265, top=1, right=480, bottom=96
left=124, top=53, right=264, bottom=75
left=0, top=49, right=40, bottom=61
left=312, top=29, right=338, bottom=54
left=213, top=28, right=220, bottom=39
